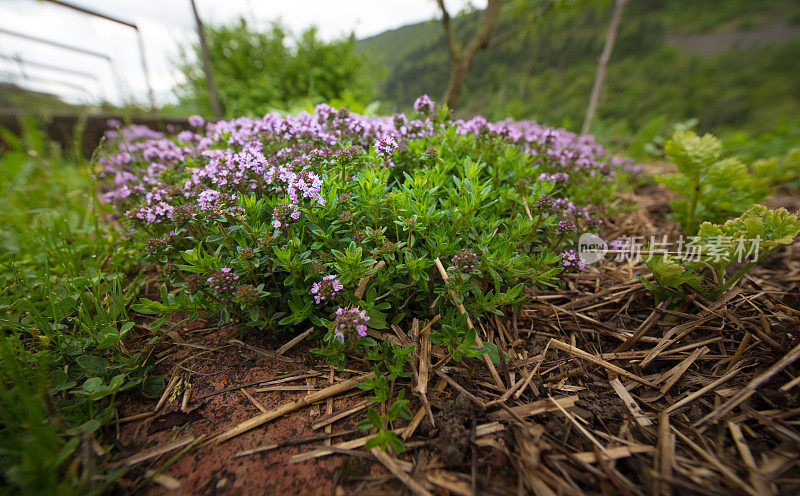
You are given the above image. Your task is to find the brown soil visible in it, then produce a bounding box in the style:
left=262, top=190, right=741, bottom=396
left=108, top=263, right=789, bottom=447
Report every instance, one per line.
left=112, top=321, right=395, bottom=496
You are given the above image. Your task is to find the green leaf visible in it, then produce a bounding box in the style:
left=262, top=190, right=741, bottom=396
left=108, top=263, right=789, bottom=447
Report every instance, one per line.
left=474, top=340, right=505, bottom=364
left=80, top=419, right=101, bottom=434
left=53, top=437, right=81, bottom=467
left=142, top=375, right=166, bottom=398
left=96, top=326, right=121, bottom=349
left=82, top=377, right=103, bottom=392
left=367, top=406, right=382, bottom=428
left=366, top=307, right=388, bottom=330
left=76, top=355, right=109, bottom=375
left=364, top=435, right=382, bottom=450
left=386, top=431, right=406, bottom=454
left=648, top=255, right=683, bottom=279
left=654, top=172, right=691, bottom=193
left=665, top=130, right=722, bottom=177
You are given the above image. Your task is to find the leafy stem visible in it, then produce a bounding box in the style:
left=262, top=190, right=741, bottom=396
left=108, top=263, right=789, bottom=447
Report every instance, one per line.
left=686, top=181, right=700, bottom=236
left=716, top=245, right=778, bottom=297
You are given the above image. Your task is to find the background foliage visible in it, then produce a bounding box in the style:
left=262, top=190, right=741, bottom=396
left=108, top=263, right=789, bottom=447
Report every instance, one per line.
left=175, top=19, right=372, bottom=117
left=358, top=0, right=800, bottom=136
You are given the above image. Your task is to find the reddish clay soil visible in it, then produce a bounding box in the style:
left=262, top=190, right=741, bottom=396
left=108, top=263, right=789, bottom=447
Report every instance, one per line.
left=115, top=323, right=384, bottom=496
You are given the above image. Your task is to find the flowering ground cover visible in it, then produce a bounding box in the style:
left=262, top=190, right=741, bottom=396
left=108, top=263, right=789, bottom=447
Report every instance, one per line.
left=98, top=96, right=624, bottom=367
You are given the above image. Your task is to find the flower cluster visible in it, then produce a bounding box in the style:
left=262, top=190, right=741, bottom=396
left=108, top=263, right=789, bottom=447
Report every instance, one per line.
left=99, top=93, right=621, bottom=235
left=451, top=249, right=480, bottom=272
left=308, top=262, right=325, bottom=277
left=374, top=135, right=398, bottom=168
left=260, top=232, right=280, bottom=250
left=413, top=94, right=435, bottom=115
left=332, top=306, right=369, bottom=342
left=311, top=275, right=343, bottom=304
left=539, top=172, right=570, bottom=183
left=162, top=262, right=180, bottom=280
left=144, top=235, right=171, bottom=257
left=188, top=115, right=205, bottom=127
left=560, top=250, right=586, bottom=271
left=557, top=219, right=579, bottom=236
left=374, top=136, right=398, bottom=157
left=171, top=203, right=198, bottom=224
left=207, top=268, right=239, bottom=295
left=233, top=284, right=259, bottom=306
left=535, top=194, right=555, bottom=212
left=184, top=274, right=206, bottom=294
left=272, top=203, right=300, bottom=229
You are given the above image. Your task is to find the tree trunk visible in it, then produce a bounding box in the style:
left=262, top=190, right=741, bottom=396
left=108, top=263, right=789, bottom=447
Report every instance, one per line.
left=444, top=62, right=471, bottom=109
left=439, top=0, right=503, bottom=110
left=581, top=0, right=628, bottom=135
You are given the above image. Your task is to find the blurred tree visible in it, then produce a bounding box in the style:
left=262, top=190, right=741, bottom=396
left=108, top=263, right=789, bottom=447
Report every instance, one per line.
left=581, top=0, right=628, bottom=134
left=367, top=0, right=798, bottom=133
left=174, top=18, right=371, bottom=117
left=434, top=0, right=575, bottom=110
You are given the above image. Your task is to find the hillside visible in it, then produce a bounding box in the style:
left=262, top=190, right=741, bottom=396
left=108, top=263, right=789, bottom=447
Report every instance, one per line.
left=357, top=0, right=800, bottom=135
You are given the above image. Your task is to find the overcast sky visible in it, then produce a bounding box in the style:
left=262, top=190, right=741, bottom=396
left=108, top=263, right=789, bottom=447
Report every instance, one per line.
left=0, top=0, right=483, bottom=106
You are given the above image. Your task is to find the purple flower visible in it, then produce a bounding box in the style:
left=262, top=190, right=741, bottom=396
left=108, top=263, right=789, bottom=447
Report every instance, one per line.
left=393, top=113, right=407, bottom=130
left=171, top=203, right=197, bottom=224
left=233, top=284, right=259, bottom=305
left=188, top=115, right=205, bottom=127
left=535, top=194, right=555, bottom=212
left=374, top=136, right=398, bottom=157
left=207, top=267, right=239, bottom=295
left=183, top=274, right=205, bottom=294
left=557, top=218, right=578, bottom=236
left=308, top=262, right=325, bottom=276
left=272, top=203, right=299, bottom=229
left=144, top=235, right=171, bottom=257
left=332, top=306, right=369, bottom=342
left=336, top=146, right=360, bottom=164
left=413, top=94, right=435, bottom=115
left=311, top=275, right=343, bottom=304
left=162, top=262, right=180, bottom=280
left=560, top=250, right=586, bottom=271
left=451, top=248, right=480, bottom=272
left=539, top=172, right=569, bottom=183
left=261, top=231, right=280, bottom=249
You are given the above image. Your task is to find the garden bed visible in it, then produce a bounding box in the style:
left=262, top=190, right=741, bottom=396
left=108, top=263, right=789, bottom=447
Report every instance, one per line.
left=108, top=184, right=800, bottom=496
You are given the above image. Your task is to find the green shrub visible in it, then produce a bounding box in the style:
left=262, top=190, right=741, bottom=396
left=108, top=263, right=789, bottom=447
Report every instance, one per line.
left=98, top=99, right=622, bottom=450
left=175, top=19, right=371, bottom=117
